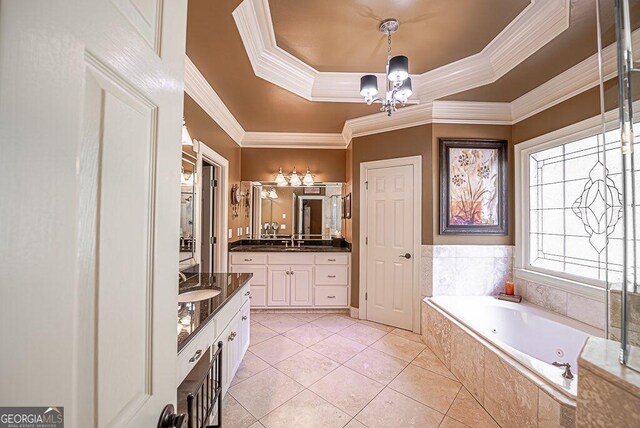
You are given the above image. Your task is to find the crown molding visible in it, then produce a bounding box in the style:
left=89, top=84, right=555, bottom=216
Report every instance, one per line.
left=242, top=132, right=345, bottom=149
left=184, top=56, right=245, bottom=144
left=233, top=0, right=570, bottom=104
left=185, top=23, right=637, bottom=149
left=511, top=28, right=640, bottom=122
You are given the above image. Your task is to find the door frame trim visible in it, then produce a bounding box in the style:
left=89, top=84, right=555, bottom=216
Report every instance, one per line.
left=198, top=142, right=230, bottom=273
left=359, top=155, right=422, bottom=333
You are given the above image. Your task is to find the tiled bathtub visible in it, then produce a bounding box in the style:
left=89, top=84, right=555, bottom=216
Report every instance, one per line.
left=421, top=297, right=601, bottom=427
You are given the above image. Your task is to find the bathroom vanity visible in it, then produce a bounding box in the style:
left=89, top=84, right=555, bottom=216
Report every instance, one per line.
left=177, top=272, right=252, bottom=393
left=230, top=244, right=351, bottom=309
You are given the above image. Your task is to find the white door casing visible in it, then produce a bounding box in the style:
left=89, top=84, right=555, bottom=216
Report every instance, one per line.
left=359, top=156, right=422, bottom=332
left=0, top=1, right=187, bottom=426
left=198, top=143, right=230, bottom=273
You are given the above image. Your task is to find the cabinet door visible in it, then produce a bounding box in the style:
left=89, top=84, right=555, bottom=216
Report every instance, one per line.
left=220, top=322, right=234, bottom=397
left=268, top=267, right=290, bottom=306
left=290, top=265, right=313, bottom=306
left=239, top=300, right=250, bottom=354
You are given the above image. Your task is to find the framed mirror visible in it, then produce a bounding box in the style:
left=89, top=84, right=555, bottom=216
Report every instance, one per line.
left=180, top=151, right=197, bottom=263
left=246, top=182, right=344, bottom=239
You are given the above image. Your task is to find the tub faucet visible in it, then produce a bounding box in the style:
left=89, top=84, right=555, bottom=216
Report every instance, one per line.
left=552, top=362, right=574, bottom=379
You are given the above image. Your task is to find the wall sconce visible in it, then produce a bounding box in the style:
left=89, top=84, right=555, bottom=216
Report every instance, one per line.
left=302, top=167, right=314, bottom=186
left=275, top=168, right=288, bottom=187
left=289, top=167, right=302, bottom=186
left=275, top=167, right=315, bottom=186
left=181, top=119, right=193, bottom=146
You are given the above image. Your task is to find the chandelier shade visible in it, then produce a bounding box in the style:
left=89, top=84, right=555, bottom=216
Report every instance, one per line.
left=388, top=55, right=409, bottom=82
left=360, top=75, right=379, bottom=98
left=397, top=77, right=413, bottom=100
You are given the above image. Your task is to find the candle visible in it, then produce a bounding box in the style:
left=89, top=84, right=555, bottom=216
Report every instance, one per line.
left=505, top=281, right=515, bottom=296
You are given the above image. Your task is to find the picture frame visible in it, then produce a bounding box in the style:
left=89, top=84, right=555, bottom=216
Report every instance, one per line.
left=439, top=138, right=508, bottom=235
left=343, top=193, right=352, bottom=219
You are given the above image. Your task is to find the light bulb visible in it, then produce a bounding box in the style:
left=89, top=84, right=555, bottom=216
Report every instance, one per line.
left=289, top=167, right=302, bottom=186
left=302, top=167, right=314, bottom=186
left=275, top=168, right=288, bottom=186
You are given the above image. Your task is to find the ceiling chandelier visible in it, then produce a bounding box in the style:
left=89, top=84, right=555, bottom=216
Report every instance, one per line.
left=359, top=18, right=412, bottom=116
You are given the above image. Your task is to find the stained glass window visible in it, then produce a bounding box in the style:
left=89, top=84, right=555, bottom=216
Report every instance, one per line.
left=527, top=124, right=640, bottom=285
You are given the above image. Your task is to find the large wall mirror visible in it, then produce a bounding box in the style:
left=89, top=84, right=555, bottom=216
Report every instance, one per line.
left=180, top=150, right=197, bottom=264
left=246, top=182, right=343, bottom=239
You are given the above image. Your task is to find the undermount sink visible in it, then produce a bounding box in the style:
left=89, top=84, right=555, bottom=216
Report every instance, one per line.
left=178, top=288, right=221, bottom=303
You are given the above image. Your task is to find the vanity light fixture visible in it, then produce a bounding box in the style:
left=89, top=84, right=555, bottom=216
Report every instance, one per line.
left=302, top=167, right=314, bottom=186
left=268, top=188, right=278, bottom=199
left=359, top=18, right=412, bottom=116
left=289, top=167, right=302, bottom=186
left=181, top=119, right=193, bottom=146
left=275, top=168, right=288, bottom=187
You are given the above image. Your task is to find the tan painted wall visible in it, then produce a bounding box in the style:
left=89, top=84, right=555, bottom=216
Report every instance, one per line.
left=350, top=125, right=433, bottom=307
left=184, top=94, right=245, bottom=242
left=241, top=148, right=346, bottom=182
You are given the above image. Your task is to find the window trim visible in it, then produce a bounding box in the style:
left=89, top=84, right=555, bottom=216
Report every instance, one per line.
left=514, top=108, right=632, bottom=302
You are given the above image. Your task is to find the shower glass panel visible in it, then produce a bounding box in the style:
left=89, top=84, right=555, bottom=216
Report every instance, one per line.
left=598, top=0, right=640, bottom=369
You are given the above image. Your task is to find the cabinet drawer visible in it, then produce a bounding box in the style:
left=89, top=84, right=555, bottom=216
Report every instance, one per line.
left=314, top=286, right=348, bottom=306
left=231, top=265, right=266, bottom=286
left=230, top=253, right=267, bottom=265
left=250, top=285, right=266, bottom=307
left=268, top=253, right=314, bottom=265
left=315, top=266, right=348, bottom=285
left=315, top=254, right=349, bottom=265
left=177, top=318, right=216, bottom=384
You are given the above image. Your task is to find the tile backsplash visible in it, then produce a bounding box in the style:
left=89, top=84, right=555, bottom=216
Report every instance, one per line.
left=420, top=244, right=606, bottom=331
left=421, top=245, right=513, bottom=298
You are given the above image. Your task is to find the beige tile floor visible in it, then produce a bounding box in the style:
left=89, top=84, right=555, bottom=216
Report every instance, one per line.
left=224, top=312, right=499, bottom=428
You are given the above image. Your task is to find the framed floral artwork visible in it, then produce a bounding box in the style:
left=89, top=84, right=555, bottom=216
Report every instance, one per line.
left=439, top=138, right=508, bottom=235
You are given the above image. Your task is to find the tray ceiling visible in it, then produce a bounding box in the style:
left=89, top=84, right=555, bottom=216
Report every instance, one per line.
left=270, top=0, right=530, bottom=74
left=186, top=0, right=624, bottom=134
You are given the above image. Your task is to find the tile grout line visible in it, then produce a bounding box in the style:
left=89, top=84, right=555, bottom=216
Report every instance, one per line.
left=238, top=314, right=444, bottom=427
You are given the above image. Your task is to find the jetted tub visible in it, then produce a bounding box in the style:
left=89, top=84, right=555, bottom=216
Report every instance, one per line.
left=427, top=296, right=602, bottom=398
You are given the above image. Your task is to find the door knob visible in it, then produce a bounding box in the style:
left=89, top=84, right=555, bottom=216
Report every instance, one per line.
left=157, top=404, right=185, bottom=428
left=399, top=253, right=412, bottom=259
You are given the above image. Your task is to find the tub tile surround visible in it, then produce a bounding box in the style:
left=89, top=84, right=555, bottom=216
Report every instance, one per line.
left=576, top=336, right=640, bottom=427
left=421, top=244, right=607, bottom=331
left=424, top=245, right=514, bottom=298
left=225, top=311, right=501, bottom=428
left=514, top=278, right=606, bottom=331
left=421, top=300, right=577, bottom=428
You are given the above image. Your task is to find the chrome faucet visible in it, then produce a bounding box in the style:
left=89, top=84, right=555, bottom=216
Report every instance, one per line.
left=178, top=271, right=187, bottom=282
left=290, top=234, right=296, bottom=248
left=552, top=361, right=574, bottom=379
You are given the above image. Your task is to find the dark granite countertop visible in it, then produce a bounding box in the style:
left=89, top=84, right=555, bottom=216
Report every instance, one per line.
left=229, top=244, right=350, bottom=253
left=177, top=272, right=252, bottom=352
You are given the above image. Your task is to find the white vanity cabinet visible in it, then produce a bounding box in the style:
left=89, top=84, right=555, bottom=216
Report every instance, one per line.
left=230, top=252, right=350, bottom=308
left=177, top=281, right=251, bottom=388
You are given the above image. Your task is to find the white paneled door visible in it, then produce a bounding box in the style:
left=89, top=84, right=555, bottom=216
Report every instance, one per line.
left=0, top=0, right=187, bottom=427
left=365, top=163, right=417, bottom=330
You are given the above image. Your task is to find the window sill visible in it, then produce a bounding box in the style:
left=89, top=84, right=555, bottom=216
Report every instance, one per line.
left=515, top=267, right=606, bottom=301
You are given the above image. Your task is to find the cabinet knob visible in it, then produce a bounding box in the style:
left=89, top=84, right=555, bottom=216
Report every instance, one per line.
left=189, top=349, right=203, bottom=363
left=244, top=258, right=252, bottom=261
left=245, top=291, right=250, bottom=296
left=328, top=258, right=336, bottom=262
left=328, top=275, right=336, bottom=278
left=242, top=315, right=248, bottom=320
left=327, top=295, right=336, bottom=299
